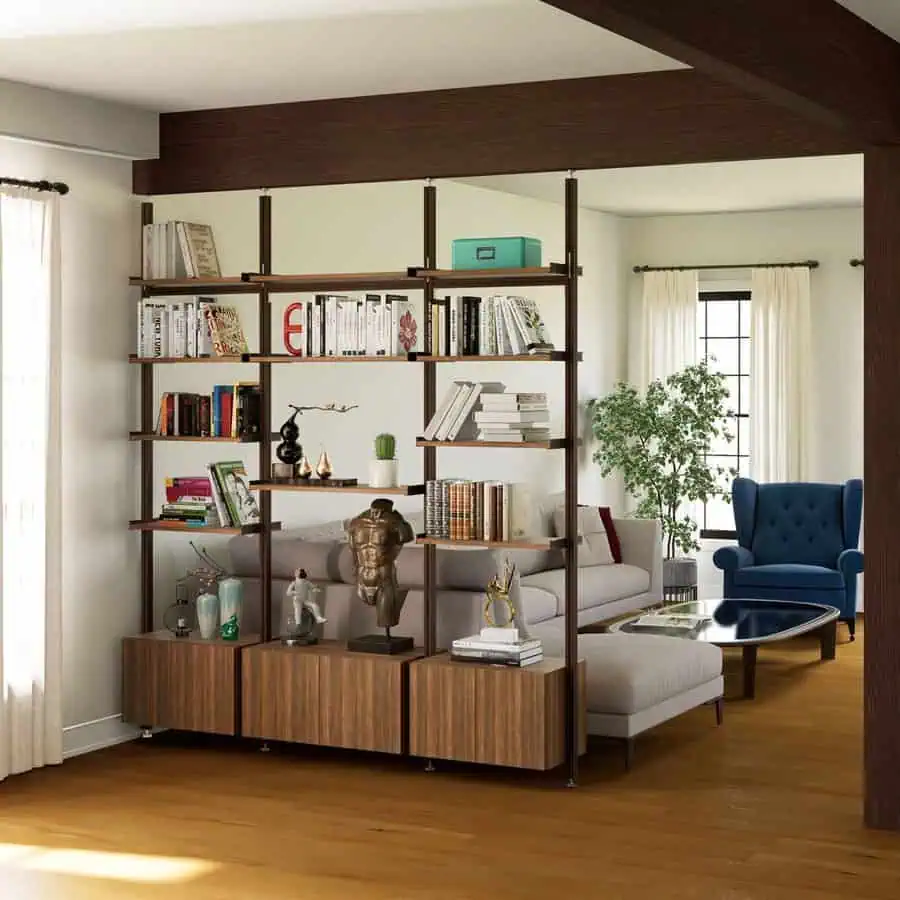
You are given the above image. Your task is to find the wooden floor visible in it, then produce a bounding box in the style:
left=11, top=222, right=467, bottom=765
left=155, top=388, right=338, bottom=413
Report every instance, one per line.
left=2, top=622, right=899, bottom=899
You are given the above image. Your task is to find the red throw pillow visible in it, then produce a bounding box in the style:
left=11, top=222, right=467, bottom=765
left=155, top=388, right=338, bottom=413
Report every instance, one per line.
left=597, top=506, right=622, bottom=563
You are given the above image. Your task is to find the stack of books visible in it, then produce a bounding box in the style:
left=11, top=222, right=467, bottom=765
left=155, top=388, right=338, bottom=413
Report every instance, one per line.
left=451, top=630, right=543, bottom=667
left=160, top=462, right=260, bottom=528
left=427, top=295, right=552, bottom=357
left=422, top=381, right=505, bottom=441
left=161, top=476, right=220, bottom=527
left=425, top=479, right=526, bottom=541
left=156, top=384, right=260, bottom=439
left=137, top=300, right=247, bottom=359
left=474, top=392, right=550, bottom=443
left=141, top=221, right=220, bottom=279
left=287, top=294, right=418, bottom=357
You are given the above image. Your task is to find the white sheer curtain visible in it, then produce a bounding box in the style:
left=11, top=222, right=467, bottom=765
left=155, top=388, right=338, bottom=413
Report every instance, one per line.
left=631, top=270, right=699, bottom=390
left=749, top=266, right=812, bottom=482
left=0, top=186, right=63, bottom=780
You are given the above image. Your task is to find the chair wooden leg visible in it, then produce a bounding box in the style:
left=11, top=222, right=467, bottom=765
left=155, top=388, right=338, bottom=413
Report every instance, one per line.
left=847, top=618, right=856, bottom=642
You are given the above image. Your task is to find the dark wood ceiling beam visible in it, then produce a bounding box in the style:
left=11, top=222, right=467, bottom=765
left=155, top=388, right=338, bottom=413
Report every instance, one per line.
left=543, top=0, right=900, bottom=143
left=134, top=70, right=859, bottom=195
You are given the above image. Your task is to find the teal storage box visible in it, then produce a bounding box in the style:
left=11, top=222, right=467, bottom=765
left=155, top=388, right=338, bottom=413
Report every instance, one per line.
left=452, top=237, right=542, bottom=270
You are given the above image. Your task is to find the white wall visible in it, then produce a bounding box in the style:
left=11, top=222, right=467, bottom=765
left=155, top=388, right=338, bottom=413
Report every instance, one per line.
left=0, top=78, right=157, bottom=159
left=0, top=137, right=139, bottom=754
left=149, top=180, right=626, bottom=619
left=624, top=207, right=865, bottom=602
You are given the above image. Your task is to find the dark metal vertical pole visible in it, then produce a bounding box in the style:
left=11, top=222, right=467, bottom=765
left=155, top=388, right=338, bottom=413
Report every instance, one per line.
left=423, top=181, right=438, bottom=657
left=258, top=193, right=273, bottom=643
left=564, top=174, right=579, bottom=786
left=140, top=201, right=154, bottom=634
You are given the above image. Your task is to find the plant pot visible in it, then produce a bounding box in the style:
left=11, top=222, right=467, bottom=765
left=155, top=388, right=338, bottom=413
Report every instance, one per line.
left=663, top=557, right=698, bottom=589
left=369, top=458, right=398, bottom=489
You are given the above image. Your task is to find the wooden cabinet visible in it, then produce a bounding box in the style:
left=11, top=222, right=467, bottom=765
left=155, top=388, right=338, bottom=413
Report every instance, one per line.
left=409, top=655, right=586, bottom=771
left=241, top=641, right=421, bottom=754
left=123, top=631, right=259, bottom=736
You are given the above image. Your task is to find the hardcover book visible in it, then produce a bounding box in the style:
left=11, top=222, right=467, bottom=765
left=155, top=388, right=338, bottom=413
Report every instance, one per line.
left=204, top=305, right=248, bottom=356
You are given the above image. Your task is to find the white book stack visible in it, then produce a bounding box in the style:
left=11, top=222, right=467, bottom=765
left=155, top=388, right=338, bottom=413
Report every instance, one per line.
left=451, top=628, right=543, bottom=667
left=474, top=391, right=550, bottom=442
left=422, top=381, right=506, bottom=442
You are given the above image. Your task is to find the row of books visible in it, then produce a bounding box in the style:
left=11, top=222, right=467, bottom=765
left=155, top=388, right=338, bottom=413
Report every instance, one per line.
left=137, top=298, right=248, bottom=358
left=141, top=221, right=221, bottom=279
left=162, top=462, right=260, bottom=528
left=289, top=295, right=418, bottom=357
left=423, top=384, right=549, bottom=442
left=427, top=295, right=552, bottom=357
left=155, top=385, right=261, bottom=439
left=425, top=479, right=521, bottom=542
left=451, top=633, right=543, bottom=668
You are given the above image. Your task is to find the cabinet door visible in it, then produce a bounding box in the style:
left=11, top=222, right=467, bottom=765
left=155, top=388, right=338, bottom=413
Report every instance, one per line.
left=318, top=654, right=406, bottom=754
left=242, top=647, right=319, bottom=743
left=409, top=660, right=477, bottom=762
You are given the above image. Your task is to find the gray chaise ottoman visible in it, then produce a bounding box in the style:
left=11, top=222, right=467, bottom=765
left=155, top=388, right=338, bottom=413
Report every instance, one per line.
left=532, top=627, right=724, bottom=768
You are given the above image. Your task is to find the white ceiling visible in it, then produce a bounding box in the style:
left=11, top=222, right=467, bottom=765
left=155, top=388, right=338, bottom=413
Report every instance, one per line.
left=0, top=0, right=681, bottom=112
left=462, top=156, right=864, bottom=217
left=836, top=0, right=900, bottom=41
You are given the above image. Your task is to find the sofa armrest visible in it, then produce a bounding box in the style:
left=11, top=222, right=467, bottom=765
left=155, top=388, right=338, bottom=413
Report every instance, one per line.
left=613, top=517, right=662, bottom=606
left=838, top=548, right=864, bottom=577
left=713, top=545, right=754, bottom=572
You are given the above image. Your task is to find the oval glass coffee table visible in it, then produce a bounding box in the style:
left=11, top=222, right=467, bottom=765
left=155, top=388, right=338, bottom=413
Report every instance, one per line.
left=609, top=598, right=840, bottom=699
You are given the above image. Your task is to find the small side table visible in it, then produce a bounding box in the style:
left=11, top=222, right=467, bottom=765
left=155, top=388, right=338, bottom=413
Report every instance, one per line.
left=663, top=557, right=698, bottom=606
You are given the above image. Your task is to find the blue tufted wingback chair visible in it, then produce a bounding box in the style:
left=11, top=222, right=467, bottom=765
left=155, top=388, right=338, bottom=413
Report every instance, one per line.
left=713, top=478, right=864, bottom=639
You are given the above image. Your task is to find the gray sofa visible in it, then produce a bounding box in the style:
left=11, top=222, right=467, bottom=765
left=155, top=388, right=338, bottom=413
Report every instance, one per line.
left=227, top=512, right=662, bottom=645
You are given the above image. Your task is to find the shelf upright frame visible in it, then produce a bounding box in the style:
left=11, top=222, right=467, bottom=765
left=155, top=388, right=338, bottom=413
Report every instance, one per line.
left=423, top=180, right=438, bottom=657
left=140, top=201, right=155, bottom=634
left=258, top=193, right=274, bottom=643
left=563, top=174, right=580, bottom=787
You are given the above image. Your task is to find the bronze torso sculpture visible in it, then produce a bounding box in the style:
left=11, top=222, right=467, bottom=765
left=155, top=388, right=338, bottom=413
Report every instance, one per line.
left=346, top=499, right=414, bottom=631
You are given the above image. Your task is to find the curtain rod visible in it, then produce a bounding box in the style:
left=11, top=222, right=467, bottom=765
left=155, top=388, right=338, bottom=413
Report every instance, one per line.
left=0, top=177, right=69, bottom=195
left=632, top=260, right=819, bottom=274
left=850, top=258, right=865, bottom=267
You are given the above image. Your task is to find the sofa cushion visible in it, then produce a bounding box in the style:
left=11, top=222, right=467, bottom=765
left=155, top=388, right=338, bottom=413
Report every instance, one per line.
left=521, top=564, right=650, bottom=615
left=733, top=563, right=844, bottom=591
left=552, top=505, right=614, bottom=567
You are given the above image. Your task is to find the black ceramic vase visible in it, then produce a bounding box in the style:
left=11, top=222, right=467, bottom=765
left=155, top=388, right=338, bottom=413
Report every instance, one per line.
left=276, top=409, right=303, bottom=467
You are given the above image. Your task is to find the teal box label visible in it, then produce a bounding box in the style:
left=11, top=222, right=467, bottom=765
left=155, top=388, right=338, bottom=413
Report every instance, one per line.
left=452, top=237, right=542, bottom=270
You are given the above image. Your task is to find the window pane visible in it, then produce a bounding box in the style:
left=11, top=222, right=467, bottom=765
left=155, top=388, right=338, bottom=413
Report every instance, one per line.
left=709, top=418, right=737, bottom=456
left=740, top=299, right=751, bottom=335
left=739, top=338, right=750, bottom=374
left=721, top=376, right=739, bottom=416
left=696, top=301, right=708, bottom=338
left=705, top=498, right=736, bottom=532
left=704, top=300, right=739, bottom=337
left=738, top=417, right=749, bottom=457
left=704, top=339, right=739, bottom=375
left=739, top=376, right=750, bottom=416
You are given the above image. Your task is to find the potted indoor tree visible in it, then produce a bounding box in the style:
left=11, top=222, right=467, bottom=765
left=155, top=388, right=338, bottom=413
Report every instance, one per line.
left=587, top=361, right=735, bottom=599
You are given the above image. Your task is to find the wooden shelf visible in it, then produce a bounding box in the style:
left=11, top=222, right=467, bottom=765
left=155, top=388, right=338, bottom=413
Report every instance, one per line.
left=128, top=519, right=279, bottom=535
left=129, top=432, right=259, bottom=443
left=248, top=354, right=412, bottom=364
left=244, top=271, right=424, bottom=292
left=251, top=481, right=425, bottom=495
left=416, top=351, right=581, bottom=362
left=129, top=354, right=247, bottom=365
left=409, top=264, right=580, bottom=288
left=130, top=276, right=262, bottom=296
left=416, top=535, right=566, bottom=550
left=417, top=437, right=570, bottom=449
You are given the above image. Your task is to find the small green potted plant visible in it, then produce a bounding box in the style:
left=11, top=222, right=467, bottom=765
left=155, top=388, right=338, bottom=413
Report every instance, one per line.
left=369, top=433, right=398, bottom=488
left=587, top=361, right=735, bottom=596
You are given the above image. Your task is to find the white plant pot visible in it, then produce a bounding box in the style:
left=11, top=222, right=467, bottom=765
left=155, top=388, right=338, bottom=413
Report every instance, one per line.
left=369, top=458, right=398, bottom=489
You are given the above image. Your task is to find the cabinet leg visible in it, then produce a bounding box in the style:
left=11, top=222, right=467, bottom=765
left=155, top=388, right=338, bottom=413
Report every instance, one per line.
left=715, top=697, right=724, bottom=726
left=424, top=759, right=435, bottom=773
left=139, top=727, right=153, bottom=740
left=260, top=742, right=271, bottom=753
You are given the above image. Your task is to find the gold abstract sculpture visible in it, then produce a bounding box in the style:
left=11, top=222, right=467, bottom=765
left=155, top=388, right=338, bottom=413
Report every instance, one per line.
left=483, top=558, right=518, bottom=627
left=346, top=499, right=415, bottom=652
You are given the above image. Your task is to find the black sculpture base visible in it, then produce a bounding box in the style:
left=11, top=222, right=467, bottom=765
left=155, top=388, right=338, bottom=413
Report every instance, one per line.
left=347, top=633, right=414, bottom=655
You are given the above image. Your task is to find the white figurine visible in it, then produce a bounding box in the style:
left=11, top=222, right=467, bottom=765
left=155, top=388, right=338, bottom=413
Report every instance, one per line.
left=283, top=568, right=327, bottom=641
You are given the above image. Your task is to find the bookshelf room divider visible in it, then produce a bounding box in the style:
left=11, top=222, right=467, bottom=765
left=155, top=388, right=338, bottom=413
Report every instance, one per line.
left=123, top=177, right=584, bottom=784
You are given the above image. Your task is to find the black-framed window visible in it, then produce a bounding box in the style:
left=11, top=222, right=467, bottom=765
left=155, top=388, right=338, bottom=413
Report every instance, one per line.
left=697, top=290, right=750, bottom=539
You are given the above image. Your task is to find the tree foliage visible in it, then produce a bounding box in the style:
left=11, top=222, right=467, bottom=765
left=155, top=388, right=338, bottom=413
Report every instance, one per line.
left=588, top=361, right=736, bottom=558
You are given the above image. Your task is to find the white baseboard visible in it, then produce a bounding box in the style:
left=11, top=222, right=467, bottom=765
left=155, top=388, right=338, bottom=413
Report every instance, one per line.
left=63, top=714, right=139, bottom=759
